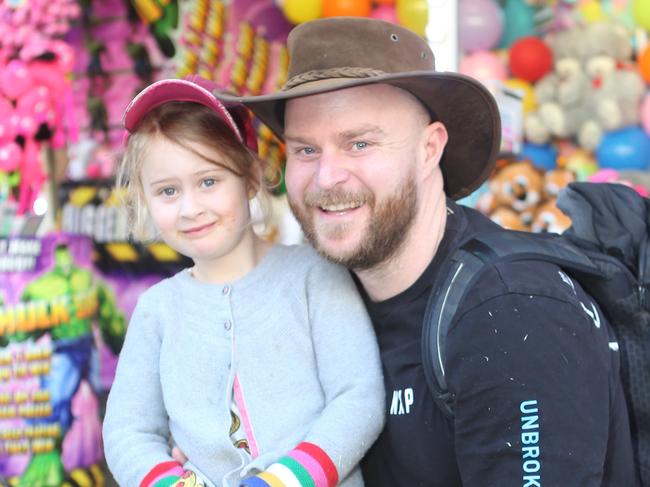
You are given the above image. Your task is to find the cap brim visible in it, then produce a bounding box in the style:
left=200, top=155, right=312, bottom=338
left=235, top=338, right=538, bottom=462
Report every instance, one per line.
left=123, top=79, right=243, bottom=143
left=216, top=71, right=501, bottom=200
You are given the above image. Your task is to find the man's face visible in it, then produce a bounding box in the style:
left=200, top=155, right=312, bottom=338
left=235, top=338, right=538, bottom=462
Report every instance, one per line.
left=284, top=84, right=429, bottom=270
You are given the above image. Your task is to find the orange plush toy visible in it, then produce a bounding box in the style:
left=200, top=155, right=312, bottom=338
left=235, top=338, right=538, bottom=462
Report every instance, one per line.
left=531, top=198, right=572, bottom=234
left=489, top=206, right=530, bottom=231
left=488, top=160, right=545, bottom=228
left=543, top=167, right=576, bottom=199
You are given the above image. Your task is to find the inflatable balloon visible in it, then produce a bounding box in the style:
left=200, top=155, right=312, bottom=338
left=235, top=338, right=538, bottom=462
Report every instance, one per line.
left=0, top=59, right=33, bottom=101
left=459, top=51, right=508, bottom=82
left=49, top=39, right=76, bottom=73
left=282, top=0, right=322, bottom=24
left=500, top=0, right=537, bottom=49
left=633, top=0, right=650, bottom=31
left=509, top=36, right=552, bottom=83
left=0, top=98, right=16, bottom=143
left=578, top=0, right=608, bottom=23
left=0, top=142, right=22, bottom=172
left=17, top=86, right=55, bottom=127
left=371, top=5, right=398, bottom=22
left=520, top=142, right=557, bottom=170
left=323, top=0, right=372, bottom=17
left=596, top=126, right=650, bottom=171
left=396, top=0, right=428, bottom=37
left=459, top=0, right=504, bottom=53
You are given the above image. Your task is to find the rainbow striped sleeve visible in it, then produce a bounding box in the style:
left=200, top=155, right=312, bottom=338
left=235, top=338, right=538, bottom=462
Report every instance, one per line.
left=240, top=442, right=339, bottom=487
left=140, top=461, right=200, bottom=487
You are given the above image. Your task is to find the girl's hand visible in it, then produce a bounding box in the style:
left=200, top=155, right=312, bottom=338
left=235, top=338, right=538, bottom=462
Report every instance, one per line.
left=171, top=445, right=189, bottom=465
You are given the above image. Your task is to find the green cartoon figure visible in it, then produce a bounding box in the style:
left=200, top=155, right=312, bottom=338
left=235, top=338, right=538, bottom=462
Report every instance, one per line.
left=2, top=243, right=125, bottom=487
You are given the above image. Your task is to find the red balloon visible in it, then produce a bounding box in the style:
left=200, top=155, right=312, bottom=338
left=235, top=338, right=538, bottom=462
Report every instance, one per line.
left=509, top=36, right=553, bottom=83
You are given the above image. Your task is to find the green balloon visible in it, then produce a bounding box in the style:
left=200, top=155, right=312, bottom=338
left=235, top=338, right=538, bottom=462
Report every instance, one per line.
left=500, top=0, right=537, bottom=49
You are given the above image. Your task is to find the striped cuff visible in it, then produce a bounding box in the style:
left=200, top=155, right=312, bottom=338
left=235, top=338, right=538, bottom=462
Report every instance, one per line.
left=240, top=442, right=338, bottom=487
left=140, top=462, right=205, bottom=487
left=140, top=461, right=184, bottom=487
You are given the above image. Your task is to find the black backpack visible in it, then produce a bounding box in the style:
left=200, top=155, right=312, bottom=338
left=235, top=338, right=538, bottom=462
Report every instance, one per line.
left=422, top=182, right=650, bottom=486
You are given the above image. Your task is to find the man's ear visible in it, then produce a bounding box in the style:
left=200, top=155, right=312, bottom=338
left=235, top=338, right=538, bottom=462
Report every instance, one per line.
left=421, top=121, right=448, bottom=174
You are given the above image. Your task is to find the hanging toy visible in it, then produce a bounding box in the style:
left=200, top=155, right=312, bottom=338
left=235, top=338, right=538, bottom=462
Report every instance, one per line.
left=130, top=0, right=179, bottom=57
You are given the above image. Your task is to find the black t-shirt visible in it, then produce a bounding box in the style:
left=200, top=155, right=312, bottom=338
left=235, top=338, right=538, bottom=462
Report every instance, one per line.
left=359, top=201, right=637, bottom=487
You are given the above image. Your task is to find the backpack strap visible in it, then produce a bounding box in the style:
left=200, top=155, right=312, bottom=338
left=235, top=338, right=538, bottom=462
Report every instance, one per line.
left=421, top=230, right=603, bottom=418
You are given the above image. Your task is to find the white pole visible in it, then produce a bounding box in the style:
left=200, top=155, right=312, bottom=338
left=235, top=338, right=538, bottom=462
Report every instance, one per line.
left=426, top=0, right=459, bottom=72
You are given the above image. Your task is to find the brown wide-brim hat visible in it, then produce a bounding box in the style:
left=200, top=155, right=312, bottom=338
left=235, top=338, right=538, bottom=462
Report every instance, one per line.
left=215, top=16, right=501, bottom=200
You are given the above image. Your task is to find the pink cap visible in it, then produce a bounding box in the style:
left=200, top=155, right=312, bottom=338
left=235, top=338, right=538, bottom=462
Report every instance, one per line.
left=123, top=75, right=257, bottom=151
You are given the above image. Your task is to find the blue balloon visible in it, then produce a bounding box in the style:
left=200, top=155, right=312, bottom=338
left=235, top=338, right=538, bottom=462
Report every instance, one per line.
left=596, top=126, right=650, bottom=171
left=520, top=142, right=557, bottom=170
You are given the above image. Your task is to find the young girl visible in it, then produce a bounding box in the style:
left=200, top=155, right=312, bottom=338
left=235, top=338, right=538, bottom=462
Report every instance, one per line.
left=102, top=76, right=385, bottom=487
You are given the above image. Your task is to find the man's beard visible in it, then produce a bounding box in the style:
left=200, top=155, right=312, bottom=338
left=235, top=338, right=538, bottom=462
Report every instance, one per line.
left=289, top=173, right=418, bottom=271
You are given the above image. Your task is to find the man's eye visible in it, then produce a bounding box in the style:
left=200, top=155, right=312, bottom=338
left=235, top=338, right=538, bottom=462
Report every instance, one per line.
left=352, top=141, right=368, bottom=150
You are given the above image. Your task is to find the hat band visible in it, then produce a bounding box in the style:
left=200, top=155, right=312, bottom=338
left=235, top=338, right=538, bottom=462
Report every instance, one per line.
left=283, top=67, right=387, bottom=90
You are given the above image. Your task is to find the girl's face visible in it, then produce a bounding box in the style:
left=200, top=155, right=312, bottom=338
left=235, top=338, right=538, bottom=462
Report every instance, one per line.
left=140, top=135, right=254, bottom=273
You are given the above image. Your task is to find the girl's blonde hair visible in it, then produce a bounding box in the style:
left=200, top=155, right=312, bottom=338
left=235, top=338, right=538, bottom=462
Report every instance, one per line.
left=117, top=101, right=277, bottom=241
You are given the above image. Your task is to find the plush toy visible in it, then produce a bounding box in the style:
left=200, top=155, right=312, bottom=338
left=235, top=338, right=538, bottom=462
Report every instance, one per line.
left=531, top=198, right=572, bottom=233
left=543, top=167, right=576, bottom=199
left=489, top=160, right=545, bottom=226
left=524, top=22, right=643, bottom=151
left=490, top=206, right=530, bottom=231
left=523, top=31, right=592, bottom=145
left=584, top=66, right=645, bottom=142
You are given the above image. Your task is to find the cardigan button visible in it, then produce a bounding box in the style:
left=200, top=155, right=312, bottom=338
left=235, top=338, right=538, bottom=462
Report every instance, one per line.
left=222, top=285, right=230, bottom=295
left=224, top=320, right=232, bottom=331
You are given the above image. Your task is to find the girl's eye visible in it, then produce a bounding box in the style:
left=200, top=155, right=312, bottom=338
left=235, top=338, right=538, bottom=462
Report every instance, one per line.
left=161, top=187, right=176, bottom=197
left=202, top=178, right=216, bottom=188
left=298, top=147, right=316, bottom=156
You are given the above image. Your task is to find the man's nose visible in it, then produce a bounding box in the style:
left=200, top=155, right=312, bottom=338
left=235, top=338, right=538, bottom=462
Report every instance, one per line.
left=316, top=152, right=349, bottom=189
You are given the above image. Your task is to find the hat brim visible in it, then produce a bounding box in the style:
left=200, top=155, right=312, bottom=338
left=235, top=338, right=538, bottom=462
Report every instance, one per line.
left=216, top=71, right=501, bottom=200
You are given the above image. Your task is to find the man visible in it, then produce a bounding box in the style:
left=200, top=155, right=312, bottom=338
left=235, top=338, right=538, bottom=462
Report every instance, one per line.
left=213, top=17, right=637, bottom=486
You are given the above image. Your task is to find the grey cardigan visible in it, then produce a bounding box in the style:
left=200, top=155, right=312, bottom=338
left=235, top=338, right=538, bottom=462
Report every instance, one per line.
left=103, top=244, right=385, bottom=487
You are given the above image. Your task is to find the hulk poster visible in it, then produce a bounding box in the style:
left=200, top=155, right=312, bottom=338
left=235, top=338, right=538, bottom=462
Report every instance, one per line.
left=0, top=233, right=131, bottom=486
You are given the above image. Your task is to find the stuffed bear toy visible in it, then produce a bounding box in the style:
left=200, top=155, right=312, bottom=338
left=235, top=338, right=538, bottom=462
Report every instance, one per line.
left=531, top=198, right=572, bottom=233
left=524, top=22, right=643, bottom=151
left=524, top=28, right=591, bottom=145
left=543, top=167, right=576, bottom=199
left=485, top=160, right=545, bottom=228
left=490, top=206, right=530, bottom=231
